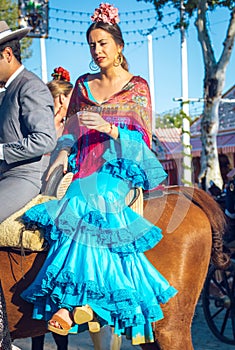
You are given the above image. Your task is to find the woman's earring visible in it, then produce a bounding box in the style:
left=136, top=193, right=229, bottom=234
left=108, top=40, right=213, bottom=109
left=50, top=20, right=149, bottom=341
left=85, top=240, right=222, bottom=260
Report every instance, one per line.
left=89, top=60, right=99, bottom=71
left=113, top=52, right=123, bottom=67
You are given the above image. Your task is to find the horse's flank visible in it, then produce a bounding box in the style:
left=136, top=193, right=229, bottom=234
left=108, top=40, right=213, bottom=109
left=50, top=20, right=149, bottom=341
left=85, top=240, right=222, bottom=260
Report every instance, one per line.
left=0, top=186, right=229, bottom=350
left=142, top=186, right=229, bottom=349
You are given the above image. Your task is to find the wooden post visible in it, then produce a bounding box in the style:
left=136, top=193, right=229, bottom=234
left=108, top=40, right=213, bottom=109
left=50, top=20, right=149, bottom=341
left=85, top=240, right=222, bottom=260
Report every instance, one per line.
left=180, top=0, right=192, bottom=185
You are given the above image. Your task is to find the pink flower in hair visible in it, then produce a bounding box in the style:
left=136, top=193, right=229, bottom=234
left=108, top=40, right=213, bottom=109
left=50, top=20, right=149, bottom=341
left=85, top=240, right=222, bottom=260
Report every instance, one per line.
left=91, top=3, right=120, bottom=25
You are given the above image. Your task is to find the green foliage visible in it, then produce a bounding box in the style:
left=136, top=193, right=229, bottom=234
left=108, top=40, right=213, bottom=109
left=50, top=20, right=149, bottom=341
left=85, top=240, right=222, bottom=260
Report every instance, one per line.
left=156, top=110, right=192, bottom=128
left=137, top=0, right=235, bottom=27
left=0, top=0, right=32, bottom=60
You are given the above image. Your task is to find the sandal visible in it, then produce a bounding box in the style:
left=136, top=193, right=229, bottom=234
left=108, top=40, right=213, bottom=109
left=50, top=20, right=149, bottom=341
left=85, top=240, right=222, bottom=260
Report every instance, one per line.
left=88, top=321, right=100, bottom=333
left=73, top=305, right=93, bottom=324
left=48, top=314, right=72, bottom=336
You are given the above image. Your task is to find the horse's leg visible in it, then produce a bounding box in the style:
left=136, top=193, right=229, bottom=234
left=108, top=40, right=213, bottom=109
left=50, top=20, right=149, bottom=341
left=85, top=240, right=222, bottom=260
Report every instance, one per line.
left=31, top=335, right=45, bottom=350
left=110, top=328, right=122, bottom=350
left=89, top=330, right=103, bottom=350
left=52, top=333, right=68, bottom=350
left=89, top=327, right=122, bottom=350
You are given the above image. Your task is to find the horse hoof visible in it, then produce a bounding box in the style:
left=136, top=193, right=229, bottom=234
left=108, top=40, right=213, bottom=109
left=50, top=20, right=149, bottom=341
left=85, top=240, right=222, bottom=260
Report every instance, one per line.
left=73, top=305, right=93, bottom=324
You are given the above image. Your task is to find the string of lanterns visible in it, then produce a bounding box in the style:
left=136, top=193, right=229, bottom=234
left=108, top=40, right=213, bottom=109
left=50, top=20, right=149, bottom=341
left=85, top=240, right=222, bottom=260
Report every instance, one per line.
left=47, top=6, right=176, bottom=46
left=49, top=12, right=176, bottom=25
left=48, top=31, right=175, bottom=46
left=50, top=6, right=164, bottom=17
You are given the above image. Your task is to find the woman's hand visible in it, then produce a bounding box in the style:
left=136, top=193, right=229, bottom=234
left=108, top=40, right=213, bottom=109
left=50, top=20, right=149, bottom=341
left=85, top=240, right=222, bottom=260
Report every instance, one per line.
left=78, top=111, right=110, bottom=133
left=46, top=150, right=69, bottom=181
left=77, top=111, right=118, bottom=138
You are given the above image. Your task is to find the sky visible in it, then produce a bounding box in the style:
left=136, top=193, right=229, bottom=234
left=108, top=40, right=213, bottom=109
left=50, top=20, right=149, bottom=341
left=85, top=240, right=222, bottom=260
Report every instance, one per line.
left=24, top=0, right=235, bottom=115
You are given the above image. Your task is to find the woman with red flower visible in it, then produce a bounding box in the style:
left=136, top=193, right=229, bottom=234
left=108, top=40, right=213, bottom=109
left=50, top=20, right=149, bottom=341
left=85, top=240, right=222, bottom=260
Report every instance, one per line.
left=47, top=70, right=73, bottom=138
left=21, top=3, right=177, bottom=346
left=51, top=67, right=71, bottom=82
left=40, top=69, right=74, bottom=196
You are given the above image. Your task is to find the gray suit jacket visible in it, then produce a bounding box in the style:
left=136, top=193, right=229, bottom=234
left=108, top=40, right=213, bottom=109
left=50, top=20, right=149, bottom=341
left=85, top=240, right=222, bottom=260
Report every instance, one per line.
left=0, top=68, right=57, bottom=189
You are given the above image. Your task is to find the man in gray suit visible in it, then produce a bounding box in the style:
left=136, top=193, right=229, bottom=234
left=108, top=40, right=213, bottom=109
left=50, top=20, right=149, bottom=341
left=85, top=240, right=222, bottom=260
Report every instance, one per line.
left=0, top=21, right=57, bottom=222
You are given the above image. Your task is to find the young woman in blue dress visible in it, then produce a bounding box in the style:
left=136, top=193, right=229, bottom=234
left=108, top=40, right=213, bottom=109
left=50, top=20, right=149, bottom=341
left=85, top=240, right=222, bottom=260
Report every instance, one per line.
left=21, top=3, right=177, bottom=346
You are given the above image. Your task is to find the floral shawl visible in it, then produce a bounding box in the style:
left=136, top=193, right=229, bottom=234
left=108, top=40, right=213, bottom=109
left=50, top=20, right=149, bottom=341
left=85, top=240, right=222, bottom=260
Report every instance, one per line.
left=62, top=74, right=153, bottom=178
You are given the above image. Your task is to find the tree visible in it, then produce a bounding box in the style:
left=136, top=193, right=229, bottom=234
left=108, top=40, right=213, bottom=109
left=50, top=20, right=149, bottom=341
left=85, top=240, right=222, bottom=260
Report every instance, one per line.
left=0, top=0, right=32, bottom=60
left=139, top=0, right=235, bottom=190
left=156, top=110, right=192, bottom=128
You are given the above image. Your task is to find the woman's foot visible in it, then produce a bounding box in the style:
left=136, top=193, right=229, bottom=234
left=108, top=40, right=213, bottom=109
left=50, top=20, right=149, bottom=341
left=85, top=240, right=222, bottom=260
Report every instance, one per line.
left=48, top=308, right=73, bottom=336
left=73, top=304, right=94, bottom=324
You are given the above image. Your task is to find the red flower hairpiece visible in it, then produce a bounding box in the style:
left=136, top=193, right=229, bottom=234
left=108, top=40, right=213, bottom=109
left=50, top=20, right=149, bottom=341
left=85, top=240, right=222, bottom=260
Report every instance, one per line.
left=51, top=67, right=70, bottom=82
left=91, top=3, right=120, bottom=25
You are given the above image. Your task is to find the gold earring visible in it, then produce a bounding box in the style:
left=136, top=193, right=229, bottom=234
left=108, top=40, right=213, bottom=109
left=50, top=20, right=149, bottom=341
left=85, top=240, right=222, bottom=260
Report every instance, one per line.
left=113, top=52, right=123, bottom=67
left=89, top=59, right=99, bottom=71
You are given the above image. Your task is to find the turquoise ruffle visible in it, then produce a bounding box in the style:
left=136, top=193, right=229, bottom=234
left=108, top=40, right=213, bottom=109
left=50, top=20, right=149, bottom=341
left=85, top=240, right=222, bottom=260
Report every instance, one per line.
left=102, top=126, right=167, bottom=190
left=21, top=127, right=177, bottom=345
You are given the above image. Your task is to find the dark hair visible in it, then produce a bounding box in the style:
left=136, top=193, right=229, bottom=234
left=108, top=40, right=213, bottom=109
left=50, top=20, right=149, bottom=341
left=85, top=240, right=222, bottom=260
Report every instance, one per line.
left=86, top=22, right=129, bottom=71
left=0, top=39, right=21, bottom=63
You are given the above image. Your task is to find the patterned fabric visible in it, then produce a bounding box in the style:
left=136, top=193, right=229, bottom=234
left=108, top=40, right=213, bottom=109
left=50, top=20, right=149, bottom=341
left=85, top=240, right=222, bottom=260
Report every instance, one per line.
left=60, top=74, right=152, bottom=178
left=20, top=75, right=178, bottom=345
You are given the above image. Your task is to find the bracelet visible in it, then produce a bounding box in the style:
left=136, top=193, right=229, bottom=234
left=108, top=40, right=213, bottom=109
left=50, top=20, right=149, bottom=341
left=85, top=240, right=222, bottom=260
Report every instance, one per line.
left=63, top=147, right=71, bottom=156
left=106, top=123, right=114, bottom=135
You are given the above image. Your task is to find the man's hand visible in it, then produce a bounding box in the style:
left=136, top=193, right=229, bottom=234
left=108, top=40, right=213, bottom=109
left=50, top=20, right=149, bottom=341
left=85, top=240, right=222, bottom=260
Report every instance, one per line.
left=46, top=150, right=69, bottom=181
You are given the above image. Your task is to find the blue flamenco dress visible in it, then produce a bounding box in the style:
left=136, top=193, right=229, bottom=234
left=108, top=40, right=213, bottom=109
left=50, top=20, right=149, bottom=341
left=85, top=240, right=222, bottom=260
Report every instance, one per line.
left=21, top=127, right=177, bottom=345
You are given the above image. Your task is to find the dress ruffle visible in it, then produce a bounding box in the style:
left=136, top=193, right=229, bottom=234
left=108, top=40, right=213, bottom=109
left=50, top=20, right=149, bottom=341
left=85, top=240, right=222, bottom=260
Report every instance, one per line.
left=21, top=127, right=177, bottom=345
left=102, top=126, right=167, bottom=190
left=21, top=243, right=177, bottom=340
left=23, top=189, right=163, bottom=253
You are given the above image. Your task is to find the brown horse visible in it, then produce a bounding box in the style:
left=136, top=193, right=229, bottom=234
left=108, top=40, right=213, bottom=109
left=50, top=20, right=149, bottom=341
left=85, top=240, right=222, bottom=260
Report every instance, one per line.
left=0, top=186, right=230, bottom=350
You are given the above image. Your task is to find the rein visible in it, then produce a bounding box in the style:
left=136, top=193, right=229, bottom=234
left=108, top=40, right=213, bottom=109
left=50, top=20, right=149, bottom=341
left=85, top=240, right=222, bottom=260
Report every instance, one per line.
left=0, top=227, right=48, bottom=281
left=143, top=188, right=181, bottom=201
left=127, top=187, right=141, bottom=207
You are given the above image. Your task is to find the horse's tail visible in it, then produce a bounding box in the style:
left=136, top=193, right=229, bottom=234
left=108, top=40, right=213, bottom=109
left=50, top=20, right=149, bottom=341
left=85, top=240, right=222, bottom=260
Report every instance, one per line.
left=180, top=186, right=230, bottom=270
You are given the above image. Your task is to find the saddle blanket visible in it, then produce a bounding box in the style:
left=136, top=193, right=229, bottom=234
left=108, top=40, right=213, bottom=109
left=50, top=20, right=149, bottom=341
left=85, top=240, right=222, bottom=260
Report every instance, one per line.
left=0, top=195, right=55, bottom=251
left=0, top=188, right=143, bottom=252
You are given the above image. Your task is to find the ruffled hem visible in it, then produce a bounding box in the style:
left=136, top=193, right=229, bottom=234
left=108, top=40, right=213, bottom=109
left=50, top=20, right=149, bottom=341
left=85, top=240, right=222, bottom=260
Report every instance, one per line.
left=21, top=272, right=177, bottom=330
left=23, top=200, right=163, bottom=253
left=22, top=203, right=59, bottom=244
